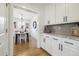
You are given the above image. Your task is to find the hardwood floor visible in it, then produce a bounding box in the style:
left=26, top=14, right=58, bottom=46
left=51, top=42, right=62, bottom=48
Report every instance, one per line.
left=14, top=38, right=49, bottom=56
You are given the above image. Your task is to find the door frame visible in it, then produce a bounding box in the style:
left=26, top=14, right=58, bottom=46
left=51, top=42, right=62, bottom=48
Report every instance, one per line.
left=8, top=4, right=39, bottom=56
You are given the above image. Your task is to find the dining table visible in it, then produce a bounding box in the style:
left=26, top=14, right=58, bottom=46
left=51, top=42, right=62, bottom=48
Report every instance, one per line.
left=15, top=31, right=29, bottom=44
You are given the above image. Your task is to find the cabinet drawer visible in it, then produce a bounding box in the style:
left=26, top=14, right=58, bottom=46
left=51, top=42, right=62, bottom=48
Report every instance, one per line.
left=64, top=39, right=79, bottom=50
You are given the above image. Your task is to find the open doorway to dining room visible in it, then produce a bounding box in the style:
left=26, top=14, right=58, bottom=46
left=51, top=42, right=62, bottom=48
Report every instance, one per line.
left=12, top=4, right=49, bottom=56
left=13, top=5, right=37, bottom=56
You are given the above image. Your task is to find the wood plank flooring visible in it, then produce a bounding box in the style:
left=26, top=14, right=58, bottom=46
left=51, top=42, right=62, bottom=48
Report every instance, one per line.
left=14, top=38, right=49, bottom=56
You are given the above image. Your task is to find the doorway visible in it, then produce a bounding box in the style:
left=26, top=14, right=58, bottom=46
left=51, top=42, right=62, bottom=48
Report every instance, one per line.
left=13, top=6, right=36, bottom=55
left=0, top=3, right=49, bottom=56
left=12, top=5, right=48, bottom=56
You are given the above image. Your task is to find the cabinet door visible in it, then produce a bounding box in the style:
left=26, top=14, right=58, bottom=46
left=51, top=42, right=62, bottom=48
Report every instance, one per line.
left=61, top=44, right=79, bottom=56
left=45, top=36, right=52, bottom=54
left=44, top=4, right=55, bottom=25
left=48, top=38, right=52, bottom=54
left=61, top=39, right=79, bottom=56
left=56, top=3, right=66, bottom=24
left=67, top=3, right=79, bottom=23
left=48, top=4, right=56, bottom=25
left=41, top=36, right=46, bottom=50
left=44, top=6, right=49, bottom=25
left=40, top=35, right=43, bottom=47
left=51, top=37, right=60, bottom=56
left=45, top=37, right=49, bottom=51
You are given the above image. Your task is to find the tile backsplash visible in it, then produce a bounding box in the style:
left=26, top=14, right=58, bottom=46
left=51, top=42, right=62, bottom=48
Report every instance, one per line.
left=44, top=23, right=79, bottom=35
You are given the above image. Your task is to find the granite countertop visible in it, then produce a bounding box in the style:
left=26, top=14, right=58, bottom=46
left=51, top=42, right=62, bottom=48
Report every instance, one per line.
left=41, top=33, right=79, bottom=41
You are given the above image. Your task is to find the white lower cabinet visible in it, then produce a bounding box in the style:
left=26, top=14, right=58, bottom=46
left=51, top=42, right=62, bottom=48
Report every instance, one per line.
left=44, top=36, right=48, bottom=51
left=61, top=44, right=79, bottom=56
left=61, top=39, right=79, bottom=56
left=51, top=37, right=60, bottom=56
left=41, top=35, right=52, bottom=54
left=41, top=35, right=46, bottom=50
left=46, top=36, right=52, bottom=54
left=41, top=34, right=79, bottom=56
left=43, top=35, right=52, bottom=54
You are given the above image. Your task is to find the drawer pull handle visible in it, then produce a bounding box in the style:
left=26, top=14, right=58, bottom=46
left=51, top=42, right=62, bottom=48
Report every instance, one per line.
left=61, top=44, right=63, bottom=51
left=59, top=44, right=60, bottom=50
left=64, top=41, right=73, bottom=45
left=53, top=38, right=58, bottom=40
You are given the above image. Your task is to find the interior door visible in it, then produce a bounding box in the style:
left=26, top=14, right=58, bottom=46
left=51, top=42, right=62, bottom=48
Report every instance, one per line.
left=0, top=4, right=8, bottom=56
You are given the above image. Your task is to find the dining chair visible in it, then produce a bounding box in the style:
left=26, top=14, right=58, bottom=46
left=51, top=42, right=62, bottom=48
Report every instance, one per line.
left=19, top=32, right=27, bottom=44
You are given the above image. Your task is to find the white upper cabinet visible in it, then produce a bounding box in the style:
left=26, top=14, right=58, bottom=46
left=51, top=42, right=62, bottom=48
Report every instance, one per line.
left=56, top=3, right=79, bottom=24
left=44, top=3, right=79, bottom=25
left=67, top=3, right=79, bottom=23
left=56, top=3, right=67, bottom=24
left=44, top=4, right=56, bottom=25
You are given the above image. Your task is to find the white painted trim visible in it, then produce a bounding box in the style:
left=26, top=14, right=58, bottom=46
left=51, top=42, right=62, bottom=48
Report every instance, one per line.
left=13, top=4, right=39, bottom=14
left=8, top=4, right=14, bottom=56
